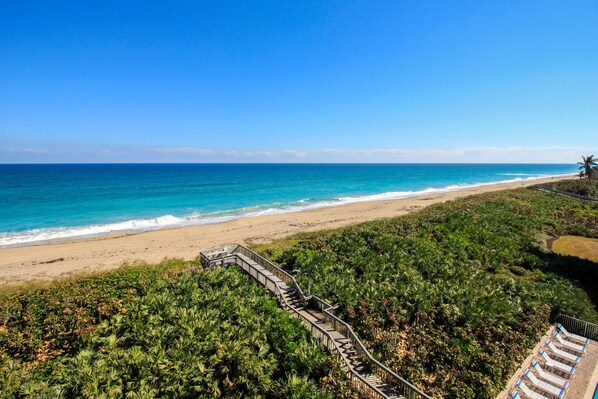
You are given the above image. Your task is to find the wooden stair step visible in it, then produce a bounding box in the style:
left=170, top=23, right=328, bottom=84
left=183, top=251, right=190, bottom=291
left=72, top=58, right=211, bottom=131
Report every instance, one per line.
left=214, top=250, right=410, bottom=399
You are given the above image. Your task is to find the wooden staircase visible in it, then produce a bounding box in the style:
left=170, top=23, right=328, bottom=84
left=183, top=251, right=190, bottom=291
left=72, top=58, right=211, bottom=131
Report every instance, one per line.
left=200, top=245, right=431, bottom=399
left=279, top=286, right=403, bottom=398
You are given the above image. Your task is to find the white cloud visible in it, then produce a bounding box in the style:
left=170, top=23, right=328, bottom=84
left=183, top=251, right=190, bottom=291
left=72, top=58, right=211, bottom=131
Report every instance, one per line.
left=0, top=147, right=50, bottom=154
left=146, top=147, right=216, bottom=156
left=284, top=150, right=306, bottom=158
left=312, top=146, right=597, bottom=163
left=222, top=150, right=306, bottom=159
left=1, top=145, right=595, bottom=163
left=224, top=150, right=272, bottom=157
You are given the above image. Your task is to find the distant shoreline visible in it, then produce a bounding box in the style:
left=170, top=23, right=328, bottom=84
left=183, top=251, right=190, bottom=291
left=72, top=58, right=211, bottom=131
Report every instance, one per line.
left=0, top=172, right=576, bottom=249
left=0, top=174, right=574, bottom=285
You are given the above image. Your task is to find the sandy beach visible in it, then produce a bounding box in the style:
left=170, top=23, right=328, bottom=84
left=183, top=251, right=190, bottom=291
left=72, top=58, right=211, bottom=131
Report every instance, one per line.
left=0, top=175, right=572, bottom=285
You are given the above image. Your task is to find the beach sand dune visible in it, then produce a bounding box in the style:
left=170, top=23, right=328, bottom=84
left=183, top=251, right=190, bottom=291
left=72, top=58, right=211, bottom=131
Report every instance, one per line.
left=0, top=176, right=571, bottom=285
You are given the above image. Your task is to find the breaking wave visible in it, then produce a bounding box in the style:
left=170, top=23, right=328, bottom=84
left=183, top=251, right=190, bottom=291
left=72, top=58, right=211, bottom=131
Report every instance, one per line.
left=0, top=173, right=572, bottom=248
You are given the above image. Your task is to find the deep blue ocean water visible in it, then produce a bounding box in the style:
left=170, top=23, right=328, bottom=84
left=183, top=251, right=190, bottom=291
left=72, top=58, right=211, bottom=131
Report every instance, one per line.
left=0, top=163, right=577, bottom=247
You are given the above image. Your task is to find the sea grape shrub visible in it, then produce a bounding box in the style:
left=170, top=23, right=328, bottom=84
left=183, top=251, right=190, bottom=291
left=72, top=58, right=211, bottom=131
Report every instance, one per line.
left=260, top=188, right=598, bottom=399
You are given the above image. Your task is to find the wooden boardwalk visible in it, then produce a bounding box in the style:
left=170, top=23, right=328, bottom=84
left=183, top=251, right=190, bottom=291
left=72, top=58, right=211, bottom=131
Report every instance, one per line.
left=567, top=339, right=598, bottom=399
left=246, top=254, right=404, bottom=398
left=531, top=187, right=598, bottom=204
left=201, top=245, right=430, bottom=399
left=497, top=327, right=598, bottom=399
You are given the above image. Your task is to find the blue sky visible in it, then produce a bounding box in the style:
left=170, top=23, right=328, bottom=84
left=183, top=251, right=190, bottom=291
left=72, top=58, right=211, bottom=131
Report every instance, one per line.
left=1, top=1, right=596, bottom=163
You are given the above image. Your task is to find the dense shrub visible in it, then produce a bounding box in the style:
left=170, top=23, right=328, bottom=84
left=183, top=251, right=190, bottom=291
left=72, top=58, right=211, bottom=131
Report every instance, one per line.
left=0, top=261, right=181, bottom=376
left=2, top=186, right=596, bottom=398
left=0, top=264, right=355, bottom=398
left=536, top=178, right=598, bottom=198
left=256, top=188, right=598, bottom=399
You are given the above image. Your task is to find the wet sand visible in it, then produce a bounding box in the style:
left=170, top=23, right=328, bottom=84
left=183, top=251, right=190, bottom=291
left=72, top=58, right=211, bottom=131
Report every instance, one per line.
left=0, top=175, right=573, bottom=285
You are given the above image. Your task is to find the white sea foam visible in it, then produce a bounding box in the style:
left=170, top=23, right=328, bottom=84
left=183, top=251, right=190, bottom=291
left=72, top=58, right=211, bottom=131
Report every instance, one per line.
left=334, top=175, right=559, bottom=204
left=0, top=173, right=574, bottom=248
left=498, top=173, right=551, bottom=176
left=0, top=215, right=185, bottom=247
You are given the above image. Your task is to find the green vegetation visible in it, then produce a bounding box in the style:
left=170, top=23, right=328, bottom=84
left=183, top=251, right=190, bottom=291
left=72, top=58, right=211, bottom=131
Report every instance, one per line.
left=2, top=183, right=597, bottom=399
left=535, top=178, right=598, bottom=199
left=255, top=186, right=598, bottom=399
left=577, top=154, right=596, bottom=179
left=0, top=261, right=355, bottom=398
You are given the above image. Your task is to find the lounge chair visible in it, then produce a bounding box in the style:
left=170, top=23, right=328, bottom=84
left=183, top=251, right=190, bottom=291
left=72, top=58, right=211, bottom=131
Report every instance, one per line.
left=539, top=350, right=575, bottom=376
left=556, top=323, right=590, bottom=345
left=523, top=369, right=565, bottom=398
left=545, top=340, right=580, bottom=364
left=515, top=379, right=551, bottom=399
left=553, top=331, right=586, bottom=354
left=531, top=361, right=569, bottom=389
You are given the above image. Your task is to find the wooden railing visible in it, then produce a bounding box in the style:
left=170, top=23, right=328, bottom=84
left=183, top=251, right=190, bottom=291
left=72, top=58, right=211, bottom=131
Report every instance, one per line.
left=202, top=252, right=394, bottom=399
left=554, top=314, right=598, bottom=341
left=201, top=245, right=431, bottom=399
left=531, top=187, right=598, bottom=203
left=232, top=245, right=309, bottom=307
left=309, top=296, right=429, bottom=399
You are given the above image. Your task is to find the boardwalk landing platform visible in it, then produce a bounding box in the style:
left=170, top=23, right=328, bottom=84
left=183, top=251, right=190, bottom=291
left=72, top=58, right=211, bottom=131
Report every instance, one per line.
left=499, top=322, right=598, bottom=399
left=200, top=244, right=431, bottom=399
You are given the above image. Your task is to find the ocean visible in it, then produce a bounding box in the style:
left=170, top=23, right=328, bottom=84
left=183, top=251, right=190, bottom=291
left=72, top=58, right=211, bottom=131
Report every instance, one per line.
left=0, top=163, right=577, bottom=247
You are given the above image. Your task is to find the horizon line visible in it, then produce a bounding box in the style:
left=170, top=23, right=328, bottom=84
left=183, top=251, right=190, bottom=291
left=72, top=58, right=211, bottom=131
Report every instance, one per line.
left=0, top=161, right=579, bottom=166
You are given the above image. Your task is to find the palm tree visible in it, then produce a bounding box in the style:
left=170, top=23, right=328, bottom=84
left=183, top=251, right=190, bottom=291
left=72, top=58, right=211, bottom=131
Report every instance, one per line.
left=578, top=171, right=585, bottom=179
left=578, top=155, right=596, bottom=180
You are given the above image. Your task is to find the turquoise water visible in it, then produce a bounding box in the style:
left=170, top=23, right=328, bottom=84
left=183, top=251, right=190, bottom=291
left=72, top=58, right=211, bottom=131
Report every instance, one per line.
left=0, top=163, right=577, bottom=247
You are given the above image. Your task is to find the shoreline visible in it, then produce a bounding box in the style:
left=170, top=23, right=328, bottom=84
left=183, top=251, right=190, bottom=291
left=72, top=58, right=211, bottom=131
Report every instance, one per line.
left=0, top=175, right=573, bottom=285
left=0, top=173, right=574, bottom=249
